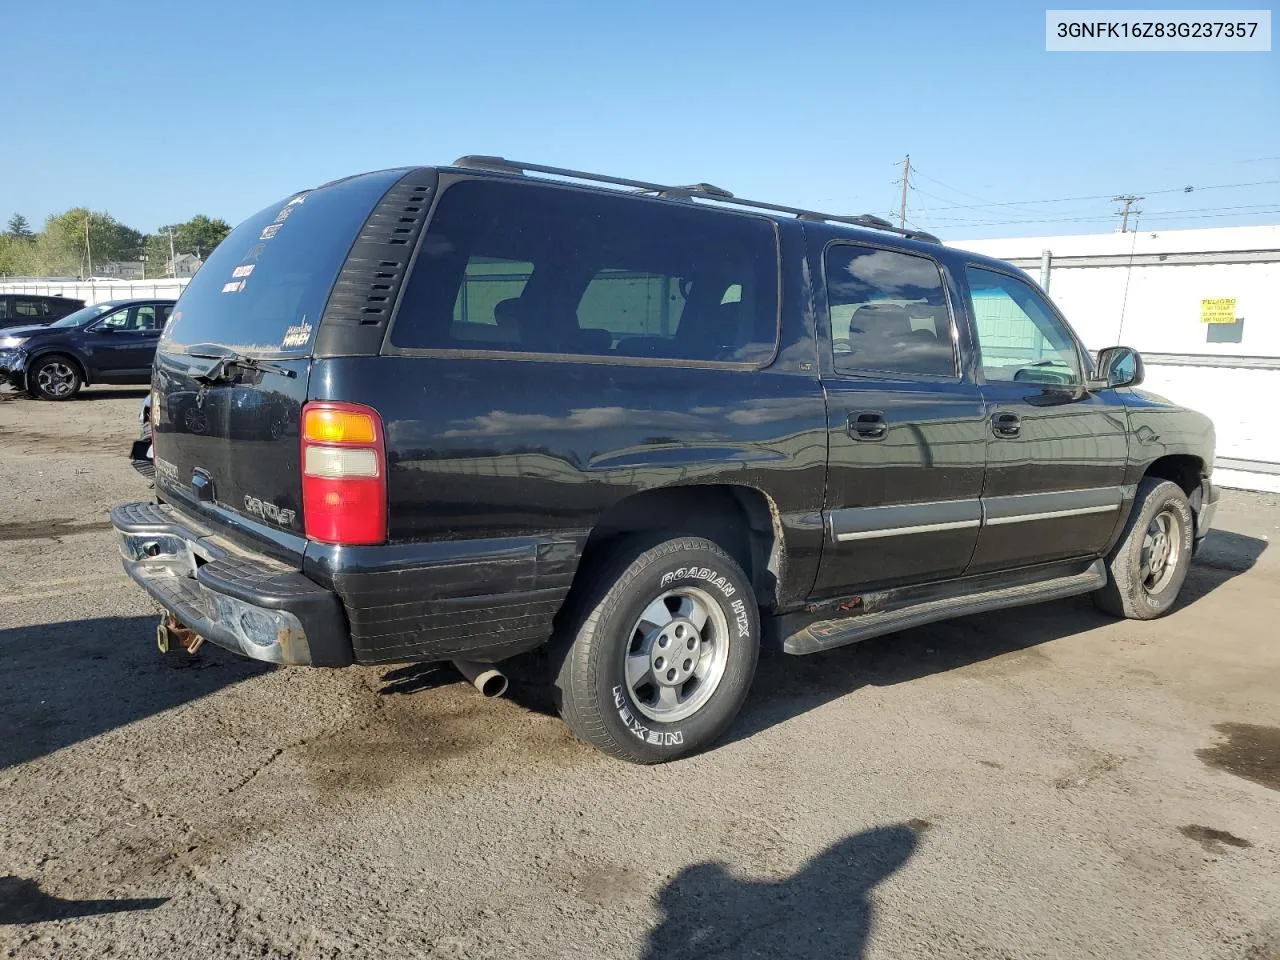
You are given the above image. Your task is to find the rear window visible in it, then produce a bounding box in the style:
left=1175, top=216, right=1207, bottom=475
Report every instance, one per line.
left=391, top=179, right=780, bottom=364
left=162, top=169, right=406, bottom=357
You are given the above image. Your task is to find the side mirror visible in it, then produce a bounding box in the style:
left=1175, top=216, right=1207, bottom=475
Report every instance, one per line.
left=1090, top=346, right=1144, bottom=390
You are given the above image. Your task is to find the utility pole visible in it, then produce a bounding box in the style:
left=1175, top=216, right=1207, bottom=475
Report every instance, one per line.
left=898, top=154, right=911, bottom=231
left=1112, top=194, right=1143, bottom=233
left=84, top=214, right=93, bottom=278
left=168, top=227, right=177, bottom=278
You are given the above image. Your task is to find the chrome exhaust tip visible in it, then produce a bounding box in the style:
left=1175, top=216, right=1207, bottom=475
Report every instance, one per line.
left=452, top=659, right=508, bottom=698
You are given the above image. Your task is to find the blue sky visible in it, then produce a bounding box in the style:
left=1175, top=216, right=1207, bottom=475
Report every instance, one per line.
left=2, top=0, right=1276, bottom=240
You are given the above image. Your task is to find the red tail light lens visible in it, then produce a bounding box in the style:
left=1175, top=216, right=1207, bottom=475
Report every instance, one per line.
left=301, top=401, right=386, bottom=545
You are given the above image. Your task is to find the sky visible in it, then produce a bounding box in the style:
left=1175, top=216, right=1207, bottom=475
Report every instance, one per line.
left=2, top=0, right=1277, bottom=241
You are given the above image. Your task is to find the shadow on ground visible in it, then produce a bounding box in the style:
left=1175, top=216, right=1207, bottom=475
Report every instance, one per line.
left=0, top=387, right=149, bottom=403
left=0, top=875, right=166, bottom=925
left=0, top=616, right=270, bottom=769
left=642, top=825, right=919, bottom=959
left=728, top=532, right=1267, bottom=747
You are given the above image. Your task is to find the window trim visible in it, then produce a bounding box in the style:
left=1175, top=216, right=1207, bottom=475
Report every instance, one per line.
left=381, top=175, right=784, bottom=371
left=962, top=262, right=1090, bottom=387
left=820, top=239, right=963, bottom=383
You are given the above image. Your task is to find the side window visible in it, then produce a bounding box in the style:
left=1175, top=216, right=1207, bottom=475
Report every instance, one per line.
left=13, top=299, right=40, bottom=318
left=451, top=257, right=533, bottom=344
left=824, top=245, right=956, bottom=378
left=134, top=306, right=157, bottom=330
left=392, top=179, right=779, bottom=364
left=159, top=305, right=174, bottom=327
left=966, top=267, right=1081, bottom=386
left=0, top=298, right=8, bottom=320
left=96, top=308, right=132, bottom=331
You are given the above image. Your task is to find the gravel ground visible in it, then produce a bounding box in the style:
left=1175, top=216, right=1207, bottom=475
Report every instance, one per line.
left=1, top=385, right=1277, bottom=960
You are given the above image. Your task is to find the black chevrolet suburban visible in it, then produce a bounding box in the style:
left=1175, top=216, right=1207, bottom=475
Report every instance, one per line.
left=111, top=157, right=1218, bottom=763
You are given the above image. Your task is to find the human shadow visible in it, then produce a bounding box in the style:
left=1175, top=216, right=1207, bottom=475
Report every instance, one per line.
left=642, top=825, right=919, bottom=960
left=0, top=616, right=271, bottom=769
left=730, top=531, right=1267, bottom=747
left=0, top=875, right=166, bottom=925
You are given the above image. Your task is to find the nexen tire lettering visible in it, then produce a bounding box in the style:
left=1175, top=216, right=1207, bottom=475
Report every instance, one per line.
left=612, top=685, right=683, bottom=744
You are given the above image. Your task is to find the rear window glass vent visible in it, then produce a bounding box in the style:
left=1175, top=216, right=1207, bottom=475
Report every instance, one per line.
left=389, top=238, right=408, bottom=245
left=404, top=206, right=422, bottom=213
left=379, top=260, right=399, bottom=268
left=375, top=272, right=396, bottom=280
left=361, top=306, right=385, bottom=315
left=372, top=283, right=392, bottom=291
left=398, top=216, right=415, bottom=223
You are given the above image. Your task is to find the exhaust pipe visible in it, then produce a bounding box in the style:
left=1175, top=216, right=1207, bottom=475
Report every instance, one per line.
left=452, top=659, right=508, bottom=698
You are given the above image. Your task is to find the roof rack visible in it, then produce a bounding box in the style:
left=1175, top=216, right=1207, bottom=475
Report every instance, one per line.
left=451, top=155, right=942, bottom=244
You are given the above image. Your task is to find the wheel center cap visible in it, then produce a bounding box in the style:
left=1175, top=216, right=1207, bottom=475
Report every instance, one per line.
left=651, top=618, right=702, bottom=685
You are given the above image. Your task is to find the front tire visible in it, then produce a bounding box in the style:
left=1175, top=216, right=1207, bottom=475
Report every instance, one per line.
left=1093, top=478, right=1194, bottom=619
left=554, top=536, right=760, bottom=763
left=29, top=355, right=83, bottom=400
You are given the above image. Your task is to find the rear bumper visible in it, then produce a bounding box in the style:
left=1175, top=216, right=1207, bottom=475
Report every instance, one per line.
left=110, top=501, right=352, bottom=666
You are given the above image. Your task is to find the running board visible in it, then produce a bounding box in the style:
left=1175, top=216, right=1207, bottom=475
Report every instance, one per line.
left=782, top=559, right=1107, bottom=655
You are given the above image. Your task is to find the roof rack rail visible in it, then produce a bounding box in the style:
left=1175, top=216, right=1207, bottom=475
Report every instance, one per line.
left=451, top=155, right=941, bottom=244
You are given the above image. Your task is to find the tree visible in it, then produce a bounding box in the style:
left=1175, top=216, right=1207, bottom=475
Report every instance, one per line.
left=6, top=214, right=34, bottom=241
left=174, top=215, right=231, bottom=259
left=143, top=215, right=233, bottom=277
left=42, top=208, right=143, bottom=277
left=0, top=236, right=37, bottom=276
left=142, top=233, right=172, bottom=279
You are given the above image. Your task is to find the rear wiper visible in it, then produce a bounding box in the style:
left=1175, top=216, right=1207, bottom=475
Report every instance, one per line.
left=187, top=346, right=299, bottom=385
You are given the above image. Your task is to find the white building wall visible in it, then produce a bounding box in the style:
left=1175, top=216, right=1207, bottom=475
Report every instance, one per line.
left=953, top=225, right=1280, bottom=492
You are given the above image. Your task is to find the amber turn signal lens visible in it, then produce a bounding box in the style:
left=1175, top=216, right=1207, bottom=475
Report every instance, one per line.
left=303, top=408, right=376, bottom=444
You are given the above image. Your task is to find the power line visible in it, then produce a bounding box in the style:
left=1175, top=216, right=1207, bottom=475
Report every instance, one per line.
left=926, top=200, right=1280, bottom=225
left=903, top=170, right=1280, bottom=212
left=936, top=207, right=1280, bottom=229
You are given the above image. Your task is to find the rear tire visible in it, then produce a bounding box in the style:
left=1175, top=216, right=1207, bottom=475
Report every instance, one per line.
left=554, top=536, right=760, bottom=763
left=1093, top=478, right=1194, bottom=619
left=29, top=354, right=83, bottom=400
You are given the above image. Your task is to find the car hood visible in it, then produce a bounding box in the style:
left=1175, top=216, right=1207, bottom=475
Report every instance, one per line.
left=0, top=324, right=60, bottom=340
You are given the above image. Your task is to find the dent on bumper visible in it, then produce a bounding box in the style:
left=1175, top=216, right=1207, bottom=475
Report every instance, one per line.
left=110, top=501, right=351, bottom=666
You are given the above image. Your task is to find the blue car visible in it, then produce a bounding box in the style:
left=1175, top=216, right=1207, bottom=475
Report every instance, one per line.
left=0, top=298, right=175, bottom=399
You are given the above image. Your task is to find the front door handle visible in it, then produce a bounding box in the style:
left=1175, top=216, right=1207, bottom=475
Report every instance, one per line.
left=848, top=411, right=887, bottom=441
left=991, top=412, right=1021, bottom=438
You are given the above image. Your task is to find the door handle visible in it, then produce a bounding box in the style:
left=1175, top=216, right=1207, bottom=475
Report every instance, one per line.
left=991, top=412, right=1021, bottom=438
left=848, top=411, right=887, bottom=441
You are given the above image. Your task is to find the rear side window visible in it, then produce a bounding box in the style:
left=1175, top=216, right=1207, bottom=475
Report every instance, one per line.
left=391, top=179, right=779, bottom=364
left=13, top=299, right=41, bottom=318
left=163, top=169, right=406, bottom=357
left=824, top=244, right=956, bottom=378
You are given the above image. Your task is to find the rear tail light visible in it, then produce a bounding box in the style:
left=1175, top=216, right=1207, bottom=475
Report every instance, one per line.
left=301, top=401, right=386, bottom=545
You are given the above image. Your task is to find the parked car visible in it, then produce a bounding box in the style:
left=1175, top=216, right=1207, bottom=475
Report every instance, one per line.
left=0, top=294, right=85, bottom=329
left=0, top=298, right=176, bottom=399
left=111, top=158, right=1218, bottom=763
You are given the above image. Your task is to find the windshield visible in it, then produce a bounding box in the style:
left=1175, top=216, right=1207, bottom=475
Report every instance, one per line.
left=49, top=302, right=118, bottom=328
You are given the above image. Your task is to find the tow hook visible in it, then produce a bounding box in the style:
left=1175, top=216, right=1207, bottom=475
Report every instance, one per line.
left=156, top=615, right=205, bottom=656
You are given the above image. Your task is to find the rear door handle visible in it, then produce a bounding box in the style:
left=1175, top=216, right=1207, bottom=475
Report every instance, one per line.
left=848, top=411, right=887, bottom=441
left=991, top=412, right=1021, bottom=438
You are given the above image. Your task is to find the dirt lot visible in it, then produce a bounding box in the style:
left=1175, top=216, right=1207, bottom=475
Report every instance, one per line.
left=1, top=385, right=1277, bottom=960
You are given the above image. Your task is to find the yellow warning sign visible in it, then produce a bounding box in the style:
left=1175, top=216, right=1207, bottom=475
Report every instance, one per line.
left=1200, top=298, right=1237, bottom=324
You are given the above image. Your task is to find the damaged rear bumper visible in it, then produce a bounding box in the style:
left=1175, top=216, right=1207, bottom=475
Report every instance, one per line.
left=110, top=501, right=352, bottom=666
